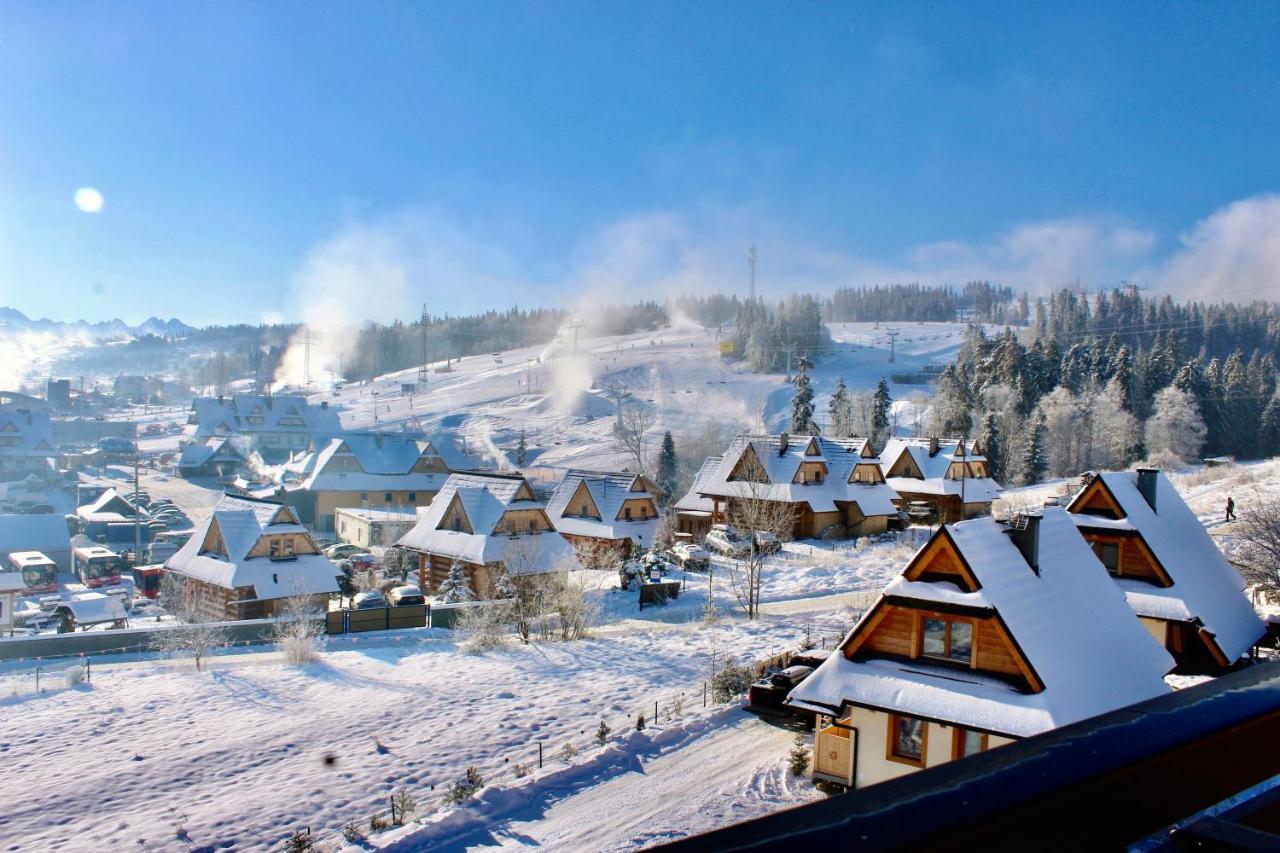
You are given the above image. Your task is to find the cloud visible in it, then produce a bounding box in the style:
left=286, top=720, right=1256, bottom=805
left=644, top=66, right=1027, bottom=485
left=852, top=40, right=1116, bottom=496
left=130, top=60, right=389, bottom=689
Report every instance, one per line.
left=1152, top=193, right=1280, bottom=301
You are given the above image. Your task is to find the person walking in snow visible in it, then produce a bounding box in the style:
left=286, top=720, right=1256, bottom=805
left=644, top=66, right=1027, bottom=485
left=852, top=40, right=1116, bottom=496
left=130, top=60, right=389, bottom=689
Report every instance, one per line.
left=1226, top=496, right=1236, bottom=522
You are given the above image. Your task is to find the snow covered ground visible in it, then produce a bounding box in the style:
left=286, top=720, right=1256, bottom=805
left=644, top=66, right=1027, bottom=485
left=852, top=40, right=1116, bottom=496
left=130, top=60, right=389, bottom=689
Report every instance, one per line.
left=310, top=320, right=982, bottom=473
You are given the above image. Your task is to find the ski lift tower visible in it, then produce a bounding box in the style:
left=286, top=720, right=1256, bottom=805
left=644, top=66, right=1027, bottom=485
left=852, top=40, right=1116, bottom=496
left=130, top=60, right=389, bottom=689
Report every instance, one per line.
left=417, top=304, right=429, bottom=387
left=885, top=327, right=900, bottom=364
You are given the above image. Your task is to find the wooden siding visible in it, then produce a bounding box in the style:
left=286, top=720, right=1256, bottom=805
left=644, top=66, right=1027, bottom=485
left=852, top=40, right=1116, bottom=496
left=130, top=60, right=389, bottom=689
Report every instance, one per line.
left=903, top=531, right=980, bottom=592
left=859, top=604, right=917, bottom=658
left=246, top=532, right=321, bottom=558
left=495, top=508, right=554, bottom=535
left=565, top=480, right=602, bottom=519
left=794, top=461, right=829, bottom=484
left=438, top=494, right=474, bottom=534
left=1078, top=531, right=1171, bottom=586
left=1070, top=478, right=1125, bottom=519
left=615, top=497, right=658, bottom=521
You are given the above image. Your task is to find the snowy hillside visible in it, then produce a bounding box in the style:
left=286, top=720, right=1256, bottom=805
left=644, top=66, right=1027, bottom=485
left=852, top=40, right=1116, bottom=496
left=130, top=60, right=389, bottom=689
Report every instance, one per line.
left=317, top=320, right=988, bottom=473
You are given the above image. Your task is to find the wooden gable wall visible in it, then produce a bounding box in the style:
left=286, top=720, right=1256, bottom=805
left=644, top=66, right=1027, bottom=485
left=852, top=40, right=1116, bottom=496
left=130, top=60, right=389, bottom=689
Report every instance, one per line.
left=437, top=494, right=474, bottom=534
left=1068, top=478, right=1126, bottom=519
left=566, top=480, right=602, bottom=519
left=903, top=530, right=981, bottom=592
left=727, top=444, right=768, bottom=483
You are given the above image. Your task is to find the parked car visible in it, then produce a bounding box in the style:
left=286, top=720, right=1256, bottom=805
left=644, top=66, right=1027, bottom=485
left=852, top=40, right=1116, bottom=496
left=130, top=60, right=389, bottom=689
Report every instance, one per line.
left=704, top=524, right=752, bottom=558
left=669, top=542, right=710, bottom=571
left=145, top=423, right=164, bottom=436
left=146, top=540, right=179, bottom=564
left=747, top=664, right=816, bottom=716
left=753, top=530, right=781, bottom=554
left=387, top=584, right=425, bottom=607
left=325, top=543, right=363, bottom=560
left=352, top=590, right=387, bottom=609
left=906, top=500, right=936, bottom=522
left=348, top=552, right=378, bottom=570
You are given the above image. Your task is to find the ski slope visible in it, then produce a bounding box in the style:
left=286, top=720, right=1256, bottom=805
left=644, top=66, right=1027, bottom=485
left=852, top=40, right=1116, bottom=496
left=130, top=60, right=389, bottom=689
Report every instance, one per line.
left=316, top=320, right=985, bottom=473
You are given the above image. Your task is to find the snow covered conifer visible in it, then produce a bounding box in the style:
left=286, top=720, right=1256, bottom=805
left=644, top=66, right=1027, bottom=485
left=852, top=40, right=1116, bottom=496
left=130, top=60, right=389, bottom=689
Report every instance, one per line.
left=978, top=412, right=1002, bottom=482
left=438, top=559, right=475, bottom=604
left=1019, top=418, right=1047, bottom=485
left=516, top=429, right=528, bottom=467
left=788, top=734, right=810, bottom=776
left=871, top=377, right=892, bottom=446
left=1260, top=394, right=1280, bottom=458
left=656, top=431, right=678, bottom=503
left=791, top=356, right=818, bottom=434
left=828, top=377, right=851, bottom=437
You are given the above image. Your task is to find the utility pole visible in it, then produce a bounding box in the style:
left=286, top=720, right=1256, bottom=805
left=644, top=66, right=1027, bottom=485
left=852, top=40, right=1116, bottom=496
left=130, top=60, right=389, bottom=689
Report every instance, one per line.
left=885, top=327, right=900, bottom=364
left=566, top=320, right=584, bottom=353
left=747, top=244, right=757, bottom=303
left=133, top=452, right=142, bottom=570
left=417, top=304, right=429, bottom=386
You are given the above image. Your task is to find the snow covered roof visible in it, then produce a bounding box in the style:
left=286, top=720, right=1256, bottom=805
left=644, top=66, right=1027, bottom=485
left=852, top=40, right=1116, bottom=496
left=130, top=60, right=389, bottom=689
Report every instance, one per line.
left=178, top=436, right=244, bottom=469
left=697, top=434, right=899, bottom=517
left=788, top=509, right=1174, bottom=738
left=881, top=437, right=1002, bottom=503
left=396, top=472, right=575, bottom=571
left=1067, top=470, right=1265, bottom=663
left=76, top=488, right=139, bottom=519
left=190, top=395, right=341, bottom=439
left=0, top=407, right=56, bottom=460
left=545, top=470, right=661, bottom=544
left=0, top=513, right=72, bottom=563
left=165, top=494, right=338, bottom=599
left=675, top=456, right=720, bottom=514
left=284, top=432, right=462, bottom=494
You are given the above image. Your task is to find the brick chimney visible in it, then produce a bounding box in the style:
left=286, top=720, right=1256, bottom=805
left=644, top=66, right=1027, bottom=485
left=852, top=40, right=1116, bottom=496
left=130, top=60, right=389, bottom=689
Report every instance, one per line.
left=779, top=432, right=789, bottom=455
left=928, top=436, right=939, bottom=457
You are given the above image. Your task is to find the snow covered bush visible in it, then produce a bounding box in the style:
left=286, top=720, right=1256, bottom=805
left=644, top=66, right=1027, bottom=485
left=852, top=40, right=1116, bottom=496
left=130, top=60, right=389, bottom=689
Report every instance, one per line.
left=271, top=591, right=325, bottom=665
left=560, top=742, right=578, bottom=763
left=341, top=820, right=365, bottom=843
left=156, top=574, right=231, bottom=672
left=455, top=599, right=513, bottom=652
left=635, top=713, right=646, bottom=732
left=446, top=767, right=485, bottom=804
left=513, top=761, right=531, bottom=779
left=438, top=559, right=476, bottom=604
left=1144, top=386, right=1207, bottom=465
left=596, top=720, right=611, bottom=745
left=788, top=735, right=810, bottom=776
left=390, top=789, right=416, bottom=825
left=711, top=658, right=752, bottom=703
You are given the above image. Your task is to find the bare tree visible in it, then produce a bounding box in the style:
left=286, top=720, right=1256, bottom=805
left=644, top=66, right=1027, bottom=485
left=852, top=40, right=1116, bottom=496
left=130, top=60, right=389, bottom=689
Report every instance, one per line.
left=1230, top=494, right=1280, bottom=602
left=614, top=402, right=658, bottom=473
left=156, top=572, right=231, bottom=671
left=723, top=460, right=797, bottom=619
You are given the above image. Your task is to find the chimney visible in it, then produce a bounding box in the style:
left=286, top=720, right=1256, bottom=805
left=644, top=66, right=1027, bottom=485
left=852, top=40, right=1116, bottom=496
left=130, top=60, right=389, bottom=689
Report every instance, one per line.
left=1136, top=468, right=1159, bottom=512
left=320, top=400, right=329, bottom=409
left=928, top=436, right=939, bottom=457
left=1006, top=513, right=1041, bottom=574
left=779, top=432, right=789, bottom=455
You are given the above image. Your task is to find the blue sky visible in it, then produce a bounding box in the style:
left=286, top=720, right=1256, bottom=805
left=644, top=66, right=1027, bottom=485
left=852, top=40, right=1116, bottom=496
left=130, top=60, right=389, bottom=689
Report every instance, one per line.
left=1, top=1, right=1278, bottom=325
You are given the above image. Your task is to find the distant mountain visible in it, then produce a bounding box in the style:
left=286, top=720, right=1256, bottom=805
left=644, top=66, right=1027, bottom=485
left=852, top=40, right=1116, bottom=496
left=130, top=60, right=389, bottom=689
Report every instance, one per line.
left=0, top=307, right=195, bottom=339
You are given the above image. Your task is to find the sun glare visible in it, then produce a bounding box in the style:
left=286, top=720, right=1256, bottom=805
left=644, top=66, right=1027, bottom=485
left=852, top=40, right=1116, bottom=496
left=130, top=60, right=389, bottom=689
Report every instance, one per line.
left=73, top=187, right=104, bottom=213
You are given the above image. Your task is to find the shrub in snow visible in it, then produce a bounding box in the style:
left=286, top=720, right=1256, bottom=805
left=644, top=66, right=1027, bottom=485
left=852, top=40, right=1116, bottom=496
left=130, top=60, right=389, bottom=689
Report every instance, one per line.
left=456, top=599, right=513, bottom=652
left=513, top=761, right=531, bottom=779
left=390, top=789, right=416, bottom=825
left=368, top=814, right=388, bottom=832
left=635, top=713, right=646, bottom=732
left=446, top=766, right=485, bottom=804
left=271, top=592, right=325, bottom=665
left=283, top=829, right=314, bottom=851
left=341, top=820, right=365, bottom=843
left=596, top=720, right=611, bottom=745
left=712, top=658, right=752, bottom=703
left=672, top=694, right=684, bottom=718
left=560, top=742, right=578, bottom=763
left=788, top=735, right=811, bottom=776
left=799, top=623, right=815, bottom=651
left=438, top=560, right=476, bottom=604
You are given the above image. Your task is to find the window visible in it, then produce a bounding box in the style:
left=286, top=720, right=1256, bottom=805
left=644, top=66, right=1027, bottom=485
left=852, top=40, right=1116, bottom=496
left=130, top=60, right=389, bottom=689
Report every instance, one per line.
left=360, top=491, right=368, bottom=501
left=887, top=714, right=927, bottom=766
left=528, top=520, right=537, bottom=533
left=385, top=492, right=393, bottom=503
left=451, top=516, right=463, bottom=532
left=268, top=537, right=295, bottom=559
left=921, top=617, right=973, bottom=664
left=1095, top=542, right=1119, bottom=574
left=953, top=728, right=988, bottom=760
left=624, top=507, right=633, bottom=520
left=408, top=492, right=417, bottom=502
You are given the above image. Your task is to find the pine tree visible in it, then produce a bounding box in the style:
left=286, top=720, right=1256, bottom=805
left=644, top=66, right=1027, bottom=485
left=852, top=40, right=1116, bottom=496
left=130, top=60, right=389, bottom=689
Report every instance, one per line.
left=871, top=377, right=892, bottom=447
left=978, top=412, right=1002, bottom=482
left=788, top=734, right=810, bottom=776
left=516, top=429, right=528, bottom=467
left=1259, top=394, right=1280, bottom=458
left=791, top=356, right=818, bottom=434
left=437, top=559, right=475, bottom=604
left=828, top=377, right=851, bottom=437
left=1144, top=387, right=1207, bottom=464
left=1019, top=418, right=1047, bottom=485
left=656, top=431, right=678, bottom=503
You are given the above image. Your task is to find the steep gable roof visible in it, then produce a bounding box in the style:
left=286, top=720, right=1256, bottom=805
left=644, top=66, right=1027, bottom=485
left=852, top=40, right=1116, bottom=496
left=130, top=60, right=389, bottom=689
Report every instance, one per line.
left=881, top=437, right=1002, bottom=502
left=545, top=469, right=661, bottom=544
left=789, top=509, right=1173, bottom=738
left=1068, top=470, right=1264, bottom=662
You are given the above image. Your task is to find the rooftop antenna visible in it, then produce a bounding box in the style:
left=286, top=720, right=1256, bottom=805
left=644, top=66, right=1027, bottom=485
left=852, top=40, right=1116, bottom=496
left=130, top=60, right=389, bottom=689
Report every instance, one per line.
left=417, top=304, right=430, bottom=386
left=748, top=244, right=757, bottom=303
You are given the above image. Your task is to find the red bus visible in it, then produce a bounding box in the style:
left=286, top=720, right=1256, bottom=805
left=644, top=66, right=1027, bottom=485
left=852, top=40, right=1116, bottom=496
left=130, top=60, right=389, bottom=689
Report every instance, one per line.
left=6, top=551, right=58, bottom=594
left=72, top=545, right=122, bottom=589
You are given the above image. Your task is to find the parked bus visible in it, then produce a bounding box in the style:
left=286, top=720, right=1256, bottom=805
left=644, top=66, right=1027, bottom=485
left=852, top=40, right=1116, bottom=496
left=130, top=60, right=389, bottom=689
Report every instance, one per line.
left=72, top=545, right=122, bottom=589
left=6, top=550, right=58, bottom=594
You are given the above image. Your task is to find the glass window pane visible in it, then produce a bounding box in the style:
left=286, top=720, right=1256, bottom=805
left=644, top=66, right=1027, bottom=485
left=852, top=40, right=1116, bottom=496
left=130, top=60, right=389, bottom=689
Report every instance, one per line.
left=895, top=716, right=924, bottom=760
left=961, top=729, right=983, bottom=757
left=949, top=622, right=973, bottom=662
left=922, top=619, right=946, bottom=657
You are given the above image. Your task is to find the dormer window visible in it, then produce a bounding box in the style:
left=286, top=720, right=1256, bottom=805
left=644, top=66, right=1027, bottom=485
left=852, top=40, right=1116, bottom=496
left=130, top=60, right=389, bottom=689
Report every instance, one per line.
left=268, top=537, right=296, bottom=560
left=624, top=507, right=633, bottom=520
left=921, top=617, right=972, bottom=664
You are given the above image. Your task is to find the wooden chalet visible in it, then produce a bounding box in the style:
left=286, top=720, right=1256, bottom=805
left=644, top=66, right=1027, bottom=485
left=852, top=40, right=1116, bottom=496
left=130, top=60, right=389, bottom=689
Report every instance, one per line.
left=545, top=470, right=663, bottom=564
left=786, top=509, right=1173, bottom=789
left=674, top=456, right=719, bottom=539
left=163, top=494, right=338, bottom=622
left=880, top=437, right=1002, bottom=523
left=1066, top=468, right=1265, bottom=673
left=396, top=471, right=578, bottom=597
left=692, top=433, right=899, bottom=540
